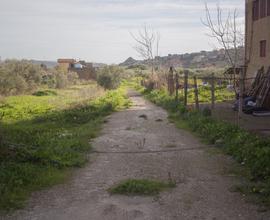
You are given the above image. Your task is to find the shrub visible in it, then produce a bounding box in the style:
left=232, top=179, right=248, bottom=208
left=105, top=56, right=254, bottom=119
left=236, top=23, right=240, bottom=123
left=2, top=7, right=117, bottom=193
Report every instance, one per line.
left=97, top=65, right=123, bottom=90
left=0, top=60, right=81, bottom=96
left=0, top=60, right=43, bottom=95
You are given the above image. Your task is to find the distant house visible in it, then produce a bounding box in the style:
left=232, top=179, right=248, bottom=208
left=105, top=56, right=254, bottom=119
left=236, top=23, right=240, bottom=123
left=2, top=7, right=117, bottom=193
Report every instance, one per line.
left=245, top=0, right=270, bottom=85
left=57, top=58, right=96, bottom=80
left=57, top=59, right=76, bottom=71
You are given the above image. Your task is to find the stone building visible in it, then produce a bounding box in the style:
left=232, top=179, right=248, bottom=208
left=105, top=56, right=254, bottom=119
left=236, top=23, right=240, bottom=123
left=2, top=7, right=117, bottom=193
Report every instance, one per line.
left=245, top=0, right=270, bottom=85
left=57, top=59, right=76, bottom=72
left=57, top=58, right=96, bottom=80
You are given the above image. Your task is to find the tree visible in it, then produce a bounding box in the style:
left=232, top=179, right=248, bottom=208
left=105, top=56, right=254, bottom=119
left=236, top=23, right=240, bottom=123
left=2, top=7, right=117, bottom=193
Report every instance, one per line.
left=202, top=2, right=244, bottom=89
left=130, top=25, right=161, bottom=76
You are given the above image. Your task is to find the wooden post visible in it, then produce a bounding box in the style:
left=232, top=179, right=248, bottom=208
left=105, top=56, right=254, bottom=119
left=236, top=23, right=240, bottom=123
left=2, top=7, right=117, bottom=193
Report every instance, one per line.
left=184, top=70, right=188, bottom=107
left=175, top=71, right=179, bottom=102
left=168, top=67, right=174, bottom=96
left=193, top=76, right=199, bottom=110
left=211, top=73, right=215, bottom=110
left=238, top=68, right=244, bottom=122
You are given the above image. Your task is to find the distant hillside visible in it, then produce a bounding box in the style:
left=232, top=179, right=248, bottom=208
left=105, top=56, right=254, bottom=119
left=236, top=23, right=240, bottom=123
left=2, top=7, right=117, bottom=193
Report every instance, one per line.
left=30, top=60, right=57, bottom=68
left=120, top=47, right=244, bottom=69
left=30, top=60, right=107, bottom=69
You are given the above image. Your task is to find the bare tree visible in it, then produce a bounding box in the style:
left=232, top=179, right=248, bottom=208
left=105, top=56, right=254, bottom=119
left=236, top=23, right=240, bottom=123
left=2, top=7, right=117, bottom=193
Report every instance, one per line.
left=130, top=25, right=160, bottom=76
left=202, top=3, right=244, bottom=88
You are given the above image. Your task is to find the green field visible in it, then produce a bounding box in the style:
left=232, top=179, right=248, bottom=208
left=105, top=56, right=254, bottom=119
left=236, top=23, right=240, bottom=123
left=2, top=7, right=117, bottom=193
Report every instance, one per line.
left=0, top=83, right=130, bottom=211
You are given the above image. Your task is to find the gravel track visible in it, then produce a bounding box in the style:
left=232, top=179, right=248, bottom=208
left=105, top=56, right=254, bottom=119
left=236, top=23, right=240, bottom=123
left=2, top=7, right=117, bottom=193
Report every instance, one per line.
left=3, top=90, right=270, bottom=220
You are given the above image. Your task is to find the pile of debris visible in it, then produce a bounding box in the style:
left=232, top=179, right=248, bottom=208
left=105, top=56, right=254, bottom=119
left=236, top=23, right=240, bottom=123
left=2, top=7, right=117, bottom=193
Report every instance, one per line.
left=244, top=67, right=270, bottom=116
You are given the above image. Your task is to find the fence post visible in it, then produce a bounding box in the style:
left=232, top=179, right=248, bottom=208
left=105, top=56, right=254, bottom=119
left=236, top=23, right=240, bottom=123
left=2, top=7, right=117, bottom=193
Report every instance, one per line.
left=175, top=71, right=179, bottom=102
left=184, top=70, right=188, bottom=107
left=193, top=76, right=199, bottom=110
left=211, top=73, right=215, bottom=110
left=168, top=67, right=174, bottom=96
left=238, top=68, right=244, bottom=121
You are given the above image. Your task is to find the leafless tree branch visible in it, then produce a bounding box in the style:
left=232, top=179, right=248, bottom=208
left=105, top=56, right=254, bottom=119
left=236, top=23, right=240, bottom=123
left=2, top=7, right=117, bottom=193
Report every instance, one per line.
left=130, top=25, right=161, bottom=75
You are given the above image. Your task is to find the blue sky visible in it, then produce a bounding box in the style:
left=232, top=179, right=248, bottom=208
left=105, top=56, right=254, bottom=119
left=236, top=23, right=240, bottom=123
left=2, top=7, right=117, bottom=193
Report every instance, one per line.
left=0, top=0, right=244, bottom=64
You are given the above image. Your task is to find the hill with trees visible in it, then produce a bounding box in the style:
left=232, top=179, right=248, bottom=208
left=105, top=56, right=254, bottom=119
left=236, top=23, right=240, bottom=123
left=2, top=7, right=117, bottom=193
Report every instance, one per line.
left=120, top=47, right=244, bottom=69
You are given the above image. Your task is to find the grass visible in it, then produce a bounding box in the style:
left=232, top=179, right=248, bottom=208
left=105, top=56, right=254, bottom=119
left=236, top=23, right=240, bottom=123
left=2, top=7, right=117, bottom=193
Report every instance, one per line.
left=108, top=179, right=176, bottom=196
left=186, top=85, right=235, bottom=104
left=0, top=84, right=131, bottom=212
left=32, top=90, right=57, bottom=97
left=130, top=80, right=270, bottom=207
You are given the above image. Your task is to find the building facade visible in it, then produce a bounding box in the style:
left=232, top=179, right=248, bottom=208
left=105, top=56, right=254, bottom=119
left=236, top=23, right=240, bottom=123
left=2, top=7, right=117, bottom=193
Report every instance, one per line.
left=57, top=59, right=76, bottom=71
left=245, top=0, right=270, bottom=85
left=57, top=58, right=96, bottom=80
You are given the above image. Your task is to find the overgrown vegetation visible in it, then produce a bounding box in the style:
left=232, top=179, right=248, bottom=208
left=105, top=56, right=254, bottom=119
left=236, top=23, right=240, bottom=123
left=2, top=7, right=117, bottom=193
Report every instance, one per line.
left=0, top=60, right=79, bottom=96
left=0, top=84, right=130, bottom=211
left=108, top=179, right=176, bottom=196
left=97, top=65, right=124, bottom=90
left=132, top=81, right=270, bottom=206
left=187, top=85, right=235, bottom=103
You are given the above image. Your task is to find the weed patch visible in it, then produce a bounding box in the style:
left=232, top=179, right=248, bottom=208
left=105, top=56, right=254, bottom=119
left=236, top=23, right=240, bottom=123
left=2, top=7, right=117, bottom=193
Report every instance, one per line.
left=139, top=114, right=148, bottom=120
left=32, top=90, right=57, bottom=97
left=108, top=179, right=176, bottom=196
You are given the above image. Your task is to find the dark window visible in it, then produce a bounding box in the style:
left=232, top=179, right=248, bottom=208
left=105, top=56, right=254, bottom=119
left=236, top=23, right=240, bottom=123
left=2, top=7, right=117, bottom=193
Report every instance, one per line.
left=260, top=40, right=267, bottom=57
left=253, top=0, right=259, bottom=20
left=260, top=0, right=267, bottom=18
left=267, top=0, right=270, bottom=16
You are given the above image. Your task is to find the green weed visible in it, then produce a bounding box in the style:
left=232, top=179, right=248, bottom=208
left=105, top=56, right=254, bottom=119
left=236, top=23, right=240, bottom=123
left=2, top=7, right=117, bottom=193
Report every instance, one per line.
left=32, top=90, right=57, bottom=96
left=108, top=179, right=176, bottom=196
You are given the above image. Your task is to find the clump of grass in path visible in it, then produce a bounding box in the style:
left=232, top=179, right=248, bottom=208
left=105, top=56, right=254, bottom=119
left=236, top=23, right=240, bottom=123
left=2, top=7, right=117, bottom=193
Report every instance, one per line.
left=109, top=179, right=176, bottom=196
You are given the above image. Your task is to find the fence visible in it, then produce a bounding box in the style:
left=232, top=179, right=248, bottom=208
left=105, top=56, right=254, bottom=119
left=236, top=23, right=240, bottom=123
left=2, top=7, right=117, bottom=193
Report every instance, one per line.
left=176, top=73, right=238, bottom=110
left=144, top=67, right=270, bottom=122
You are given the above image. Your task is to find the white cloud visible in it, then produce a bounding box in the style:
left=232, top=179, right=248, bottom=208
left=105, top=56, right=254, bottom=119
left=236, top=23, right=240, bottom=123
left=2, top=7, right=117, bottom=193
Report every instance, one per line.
left=0, top=0, right=245, bottom=63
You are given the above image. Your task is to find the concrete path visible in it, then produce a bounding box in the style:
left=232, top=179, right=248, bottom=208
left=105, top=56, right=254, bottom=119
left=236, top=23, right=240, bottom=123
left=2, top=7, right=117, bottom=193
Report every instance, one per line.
left=3, top=90, right=270, bottom=220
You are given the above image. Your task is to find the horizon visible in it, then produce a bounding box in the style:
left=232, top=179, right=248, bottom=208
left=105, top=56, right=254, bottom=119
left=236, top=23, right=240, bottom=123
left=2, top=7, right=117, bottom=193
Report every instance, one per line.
left=0, top=0, right=244, bottom=64
left=0, top=46, right=240, bottom=65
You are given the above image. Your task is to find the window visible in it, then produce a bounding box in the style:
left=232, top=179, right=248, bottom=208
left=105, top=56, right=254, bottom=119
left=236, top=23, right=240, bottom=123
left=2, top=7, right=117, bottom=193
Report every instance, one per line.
left=253, top=0, right=259, bottom=20
left=260, top=0, right=267, bottom=18
left=260, top=40, right=267, bottom=57
left=267, top=0, right=270, bottom=16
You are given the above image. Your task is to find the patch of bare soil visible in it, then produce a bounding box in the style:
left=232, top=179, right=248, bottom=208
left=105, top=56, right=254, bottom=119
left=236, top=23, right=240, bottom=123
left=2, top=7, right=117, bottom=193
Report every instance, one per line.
left=3, top=90, right=270, bottom=220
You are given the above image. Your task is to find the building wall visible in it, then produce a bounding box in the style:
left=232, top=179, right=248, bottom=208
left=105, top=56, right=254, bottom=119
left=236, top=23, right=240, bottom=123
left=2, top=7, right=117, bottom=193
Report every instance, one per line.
left=246, top=0, right=270, bottom=87
left=58, top=62, right=71, bottom=71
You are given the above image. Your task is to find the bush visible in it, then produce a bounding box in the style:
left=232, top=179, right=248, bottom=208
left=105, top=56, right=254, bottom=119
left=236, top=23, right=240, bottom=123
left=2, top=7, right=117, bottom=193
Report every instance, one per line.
left=0, top=60, right=81, bottom=96
left=97, top=65, right=123, bottom=90
left=0, top=60, right=44, bottom=95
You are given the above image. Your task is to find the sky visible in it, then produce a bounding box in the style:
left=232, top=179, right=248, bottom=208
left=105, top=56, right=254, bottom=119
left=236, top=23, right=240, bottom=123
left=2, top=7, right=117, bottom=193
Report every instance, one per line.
left=0, top=0, right=244, bottom=64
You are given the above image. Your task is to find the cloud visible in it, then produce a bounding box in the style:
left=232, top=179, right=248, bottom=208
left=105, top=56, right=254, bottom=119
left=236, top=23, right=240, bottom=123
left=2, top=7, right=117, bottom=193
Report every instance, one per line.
left=0, top=0, right=245, bottom=63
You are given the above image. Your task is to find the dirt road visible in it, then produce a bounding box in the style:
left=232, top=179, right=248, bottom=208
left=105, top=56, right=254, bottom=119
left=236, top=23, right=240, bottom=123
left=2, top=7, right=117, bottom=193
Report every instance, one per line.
left=3, top=90, right=270, bottom=220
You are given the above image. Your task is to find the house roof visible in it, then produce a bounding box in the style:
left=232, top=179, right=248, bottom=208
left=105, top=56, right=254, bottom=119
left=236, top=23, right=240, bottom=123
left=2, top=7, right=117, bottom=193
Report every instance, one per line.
left=57, top=59, right=76, bottom=64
